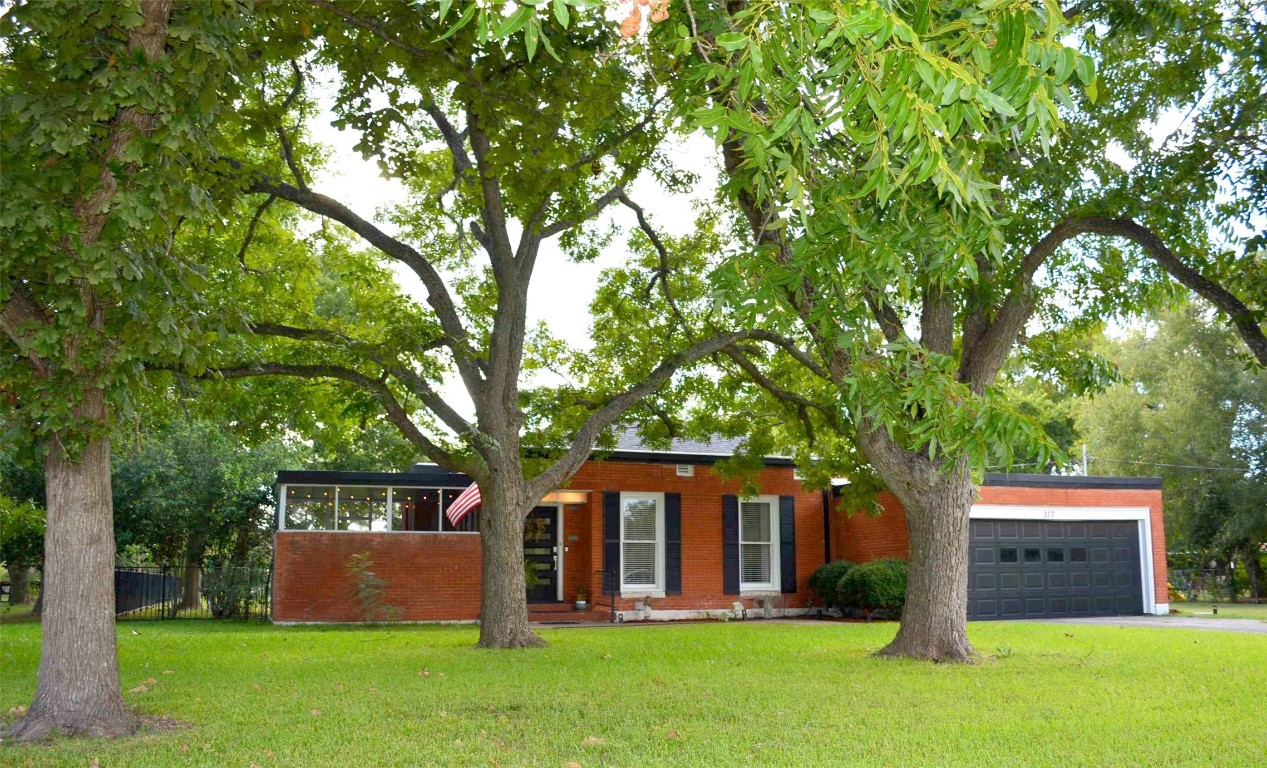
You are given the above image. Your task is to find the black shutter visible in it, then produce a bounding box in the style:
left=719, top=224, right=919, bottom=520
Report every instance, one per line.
left=665, top=493, right=682, bottom=595
left=780, top=495, right=797, bottom=593
left=603, top=492, right=620, bottom=596
left=722, top=495, right=740, bottom=595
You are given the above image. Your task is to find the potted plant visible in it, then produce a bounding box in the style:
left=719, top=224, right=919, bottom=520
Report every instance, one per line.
left=574, top=586, right=588, bottom=611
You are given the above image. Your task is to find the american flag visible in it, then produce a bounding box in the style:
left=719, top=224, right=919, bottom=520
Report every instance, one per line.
left=445, top=483, right=481, bottom=526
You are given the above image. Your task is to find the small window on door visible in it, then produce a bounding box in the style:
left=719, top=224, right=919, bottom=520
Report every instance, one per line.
left=1023, top=548, right=1042, bottom=563
left=999, top=547, right=1019, bottom=563
left=1047, top=548, right=1065, bottom=563
left=1069, top=547, right=1088, bottom=562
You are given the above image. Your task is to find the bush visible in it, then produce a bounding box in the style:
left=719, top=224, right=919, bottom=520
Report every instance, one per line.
left=837, top=559, right=907, bottom=611
left=808, top=560, right=853, bottom=608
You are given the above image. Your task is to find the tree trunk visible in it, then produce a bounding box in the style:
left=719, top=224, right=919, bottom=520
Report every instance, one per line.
left=876, top=461, right=976, bottom=662
left=476, top=479, right=545, bottom=649
left=857, top=425, right=975, bottom=662
left=9, top=566, right=33, bottom=605
left=10, top=391, right=137, bottom=742
left=1244, top=548, right=1263, bottom=603
left=179, top=562, right=202, bottom=612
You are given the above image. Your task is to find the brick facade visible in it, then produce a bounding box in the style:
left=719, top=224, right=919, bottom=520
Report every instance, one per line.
left=272, top=459, right=826, bottom=622
left=272, top=463, right=1167, bottom=622
left=830, top=485, right=1168, bottom=606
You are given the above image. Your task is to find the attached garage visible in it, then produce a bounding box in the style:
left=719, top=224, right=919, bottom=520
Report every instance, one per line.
left=832, top=473, right=1169, bottom=619
left=968, top=519, right=1145, bottom=619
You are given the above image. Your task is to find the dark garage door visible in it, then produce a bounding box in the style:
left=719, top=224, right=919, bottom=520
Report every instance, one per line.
left=968, top=519, right=1144, bottom=620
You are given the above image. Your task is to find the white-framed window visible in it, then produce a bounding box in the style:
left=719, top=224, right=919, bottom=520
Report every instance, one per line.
left=620, top=492, right=664, bottom=594
left=278, top=484, right=477, bottom=532
left=739, top=496, right=780, bottom=592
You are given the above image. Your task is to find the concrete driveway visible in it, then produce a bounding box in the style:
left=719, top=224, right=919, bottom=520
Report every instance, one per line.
left=1031, top=615, right=1267, bottom=634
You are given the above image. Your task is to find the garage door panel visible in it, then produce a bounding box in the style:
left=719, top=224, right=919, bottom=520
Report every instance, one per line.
left=968, top=518, right=1144, bottom=620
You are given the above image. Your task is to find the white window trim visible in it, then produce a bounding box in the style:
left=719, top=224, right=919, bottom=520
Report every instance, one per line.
left=739, top=495, right=781, bottom=593
left=619, top=491, right=665, bottom=597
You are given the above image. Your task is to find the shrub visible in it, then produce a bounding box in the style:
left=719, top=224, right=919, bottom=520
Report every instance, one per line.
left=808, top=560, right=853, bottom=608
left=346, top=552, right=400, bottom=623
left=837, top=559, right=907, bottom=611
left=202, top=562, right=263, bottom=619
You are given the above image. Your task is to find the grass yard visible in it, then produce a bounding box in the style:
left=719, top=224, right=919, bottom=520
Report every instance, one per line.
left=1171, top=600, right=1267, bottom=622
left=1, top=620, right=1264, bottom=767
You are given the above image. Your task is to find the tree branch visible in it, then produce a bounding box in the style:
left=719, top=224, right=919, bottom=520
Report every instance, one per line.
left=248, top=322, right=472, bottom=437
left=244, top=177, right=487, bottom=395
left=525, top=330, right=753, bottom=500
left=190, top=361, right=470, bottom=474
left=236, top=194, right=274, bottom=275
left=0, top=287, right=52, bottom=378
left=540, top=185, right=625, bottom=238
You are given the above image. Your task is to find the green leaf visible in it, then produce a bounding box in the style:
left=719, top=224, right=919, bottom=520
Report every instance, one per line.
left=553, top=0, right=569, bottom=28
left=716, top=32, right=748, bottom=52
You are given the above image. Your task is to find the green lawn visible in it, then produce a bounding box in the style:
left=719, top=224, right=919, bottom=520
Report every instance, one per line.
left=1, top=620, right=1263, bottom=767
left=1171, top=600, right=1267, bottom=622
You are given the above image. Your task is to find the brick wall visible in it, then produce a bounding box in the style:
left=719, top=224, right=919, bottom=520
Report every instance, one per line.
left=272, top=532, right=483, bottom=623
left=273, top=460, right=829, bottom=622
left=567, top=461, right=826, bottom=614
left=831, top=485, right=1168, bottom=605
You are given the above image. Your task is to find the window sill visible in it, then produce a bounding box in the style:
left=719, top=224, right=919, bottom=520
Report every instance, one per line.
left=621, top=590, right=665, bottom=599
left=740, top=588, right=781, bottom=597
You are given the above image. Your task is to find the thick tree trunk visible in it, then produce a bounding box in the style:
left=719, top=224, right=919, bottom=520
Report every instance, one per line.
left=857, top=425, right=975, bottom=662
left=476, top=479, right=545, bottom=649
left=9, top=566, right=33, bottom=605
left=875, top=461, right=976, bottom=662
left=10, top=392, right=137, bottom=742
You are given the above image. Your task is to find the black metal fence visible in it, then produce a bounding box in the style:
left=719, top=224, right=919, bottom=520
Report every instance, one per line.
left=115, top=564, right=271, bottom=621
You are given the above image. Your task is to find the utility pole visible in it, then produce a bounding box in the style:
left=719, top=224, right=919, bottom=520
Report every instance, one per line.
left=1082, top=443, right=1089, bottom=476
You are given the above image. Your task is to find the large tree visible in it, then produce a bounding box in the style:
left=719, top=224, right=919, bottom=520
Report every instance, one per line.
left=587, top=0, right=1266, bottom=660
left=189, top=1, right=796, bottom=649
left=0, top=0, right=254, bottom=739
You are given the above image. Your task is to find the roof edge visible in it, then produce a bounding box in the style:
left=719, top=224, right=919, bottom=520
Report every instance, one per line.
left=983, top=473, right=1162, bottom=490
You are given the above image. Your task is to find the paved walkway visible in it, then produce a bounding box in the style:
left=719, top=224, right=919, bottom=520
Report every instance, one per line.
left=1031, top=616, right=1267, bottom=634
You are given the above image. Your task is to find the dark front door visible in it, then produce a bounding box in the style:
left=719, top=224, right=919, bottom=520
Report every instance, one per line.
left=524, top=505, right=559, bottom=603
left=968, top=519, right=1144, bottom=620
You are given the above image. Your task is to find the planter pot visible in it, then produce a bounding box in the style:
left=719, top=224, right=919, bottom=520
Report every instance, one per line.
left=574, top=600, right=588, bottom=611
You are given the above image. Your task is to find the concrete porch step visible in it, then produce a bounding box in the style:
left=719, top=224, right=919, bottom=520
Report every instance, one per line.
left=528, top=605, right=614, bottom=624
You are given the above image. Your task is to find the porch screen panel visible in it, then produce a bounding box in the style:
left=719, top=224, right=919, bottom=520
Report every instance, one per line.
left=622, top=497, right=659, bottom=588
left=392, top=488, right=440, bottom=531
left=337, top=486, right=388, bottom=531
left=740, top=500, right=773, bottom=586
left=285, top=486, right=336, bottom=530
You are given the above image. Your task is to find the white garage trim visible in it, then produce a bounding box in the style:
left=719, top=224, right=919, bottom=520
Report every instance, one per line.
left=970, top=504, right=1165, bottom=616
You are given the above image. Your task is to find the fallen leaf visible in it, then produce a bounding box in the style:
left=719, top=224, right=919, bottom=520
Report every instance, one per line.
left=479, top=729, right=488, bottom=738
left=162, top=670, right=175, bottom=675
left=129, top=684, right=148, bottom=694
left=8, top=705, right=27, bottom=717
left=487, top=705, right=496, bottom=712
left=581, top=736, right=605, bottom=747
left=250, top=764, right=261, bottom=768
left=90, top=759, right=99, bottom=768
left=252, top=683, right=261, bottom=691
left=145, top=677, right=157, bottom=686
left=667, top=730, right=681, bottom=740
left=309, top=708, right=321, bottom=717
left=565, top=763, right=583, bottom=768
left=131, top=630, right=140, bottom=635
left=179, top=743, right=190, bottom=753
left=265, top=750, right=276, bottom=758
left=419, top=670, right=431, bottom=678
left=454, top=739, right=463, bottom=747
left=601, top=653, right=612, bottom=660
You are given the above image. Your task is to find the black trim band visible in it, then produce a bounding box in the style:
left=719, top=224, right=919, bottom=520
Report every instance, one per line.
left=983, top=473, right=1162, bottom=490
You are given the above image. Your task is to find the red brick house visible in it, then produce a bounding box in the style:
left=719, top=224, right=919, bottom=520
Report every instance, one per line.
left=272, top=434, right=1168, bottom=623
